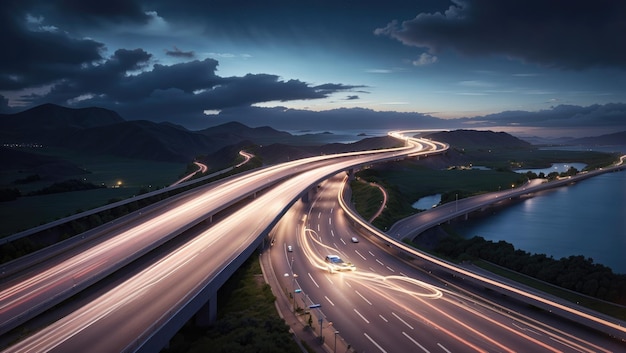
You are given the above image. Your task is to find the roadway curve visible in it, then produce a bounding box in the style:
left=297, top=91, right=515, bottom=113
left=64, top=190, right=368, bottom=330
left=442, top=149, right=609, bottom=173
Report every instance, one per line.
left=267, top=174, right=625, bottom=352
left=0, top=134, right=447, bottom=351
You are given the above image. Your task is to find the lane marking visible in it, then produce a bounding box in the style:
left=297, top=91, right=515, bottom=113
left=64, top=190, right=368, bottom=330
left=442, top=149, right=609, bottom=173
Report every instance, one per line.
left=376, top=259, right=385, bottom=266
left=345, top=281, right=352, bottom=288
left=379, top=314, right=388, bottom=322
left=363, top=333, right=386, bottom=352
left=438, top=343, right=452, bottom=353
left=308, top=272, right=319, bottom=288
left=355, top=250, right=367, bottom=260
left=355, top=290, right=372, bottom=305
left=318, top=212, right=321, bottom=219
left=386, top=266, right=395, bottom=273
left=325, top=296, right=335, bottom=306
left=331, top=229, right=335, bottom=237
left=328, top=218, right=331, bottom=225
left=340, top=238, right=346, bottom=245
left=368, top=251, right=375, bottom=257
left=393, top=312, right=414, bottom=330
left=354, top=309, right=370, bottom=324
left=402, top=331, right=430, bottom=352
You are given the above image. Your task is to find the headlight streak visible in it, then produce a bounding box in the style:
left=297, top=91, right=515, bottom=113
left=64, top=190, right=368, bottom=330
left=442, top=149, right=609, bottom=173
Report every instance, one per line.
left=437, top=287, right=613, bottom=353
left=329, top=136, right=620, bottom=352
left=335, top=155, right=626, bottom=340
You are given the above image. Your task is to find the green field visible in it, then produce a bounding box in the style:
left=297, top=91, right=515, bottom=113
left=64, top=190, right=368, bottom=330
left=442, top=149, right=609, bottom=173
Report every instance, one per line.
left=1, top=148, right=187, bottom=236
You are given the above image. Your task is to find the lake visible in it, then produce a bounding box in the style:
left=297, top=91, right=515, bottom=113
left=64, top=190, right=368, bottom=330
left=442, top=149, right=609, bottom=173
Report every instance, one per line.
left=453, top=169, right=626, bottom=274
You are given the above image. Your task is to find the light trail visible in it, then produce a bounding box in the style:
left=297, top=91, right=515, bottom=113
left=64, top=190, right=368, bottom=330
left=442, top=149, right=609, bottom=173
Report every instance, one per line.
left=336, top=170, right=626, bottom=339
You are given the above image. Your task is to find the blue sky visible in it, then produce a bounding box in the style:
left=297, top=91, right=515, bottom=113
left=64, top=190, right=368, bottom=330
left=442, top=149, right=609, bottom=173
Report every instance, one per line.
left=1, top=0, right=625, bottom=136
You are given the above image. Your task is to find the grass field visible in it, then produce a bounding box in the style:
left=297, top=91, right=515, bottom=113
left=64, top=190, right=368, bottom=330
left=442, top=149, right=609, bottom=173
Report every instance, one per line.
left=1, top=148, right=187, bottom=236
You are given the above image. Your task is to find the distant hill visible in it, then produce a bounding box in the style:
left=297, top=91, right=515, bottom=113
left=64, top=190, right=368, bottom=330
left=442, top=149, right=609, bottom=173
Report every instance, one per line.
left=424, top=130, right=532, bottom=150
left=0, top=103, right=125, bottom=145
left=0, top=104, right=258, bottom=163
left=198, top=122, right=319, bottom=146
left=256, top=136, right=401, bottom=165
left=56, top=120, right=225, bottom=162
left=568, top=131, right=626, bottom=145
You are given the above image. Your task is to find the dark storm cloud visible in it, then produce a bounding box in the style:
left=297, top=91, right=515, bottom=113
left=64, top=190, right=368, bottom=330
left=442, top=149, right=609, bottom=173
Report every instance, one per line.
left=376, top=0, right=626, bottom=69
left=165, top=47, right=195, bottom=59
left=313, top=83, right=368, bottom=96
left=18, top=50, right=362, bottom=128
left=51, top=0, right=151, bottom=25
left=464, top=103, right=626, bottom=128
left=0, top=1, right=105, bottom=90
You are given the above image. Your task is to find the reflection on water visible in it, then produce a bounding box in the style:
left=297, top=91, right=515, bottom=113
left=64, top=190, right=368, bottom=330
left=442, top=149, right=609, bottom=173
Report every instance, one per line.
left=515, top=162, right=587, bottom=175
left=454, top=170, right=626, bottom=274
left=412, top=194, right=441, bottom=210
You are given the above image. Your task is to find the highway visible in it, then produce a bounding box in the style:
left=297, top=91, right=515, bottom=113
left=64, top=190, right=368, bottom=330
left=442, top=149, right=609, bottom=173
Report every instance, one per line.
left=268, top=174, right=625, bottom=352
left=0, top=134, right=447, bottom=351
left=2, top=132, right=623, bottom=352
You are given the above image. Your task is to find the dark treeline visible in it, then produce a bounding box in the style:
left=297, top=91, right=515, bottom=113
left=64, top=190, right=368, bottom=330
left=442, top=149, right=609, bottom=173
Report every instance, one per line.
left=27, top=179, right=106, bottom=196
left=435, top=235, right=626, bottom=305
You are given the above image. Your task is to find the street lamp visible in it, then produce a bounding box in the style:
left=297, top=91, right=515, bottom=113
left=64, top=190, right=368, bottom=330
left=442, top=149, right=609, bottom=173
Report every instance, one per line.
left=334, top=330, right=339, bottom=353
left=291, top=273, right=298, bottom=312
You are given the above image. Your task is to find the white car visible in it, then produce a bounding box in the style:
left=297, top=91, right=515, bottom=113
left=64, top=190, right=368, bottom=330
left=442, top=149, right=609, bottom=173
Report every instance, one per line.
left=287, top=245, right=293, bottom=252
left=325, top=255, right=356, bottom=273
left=351, top=237, right=359, bottom=243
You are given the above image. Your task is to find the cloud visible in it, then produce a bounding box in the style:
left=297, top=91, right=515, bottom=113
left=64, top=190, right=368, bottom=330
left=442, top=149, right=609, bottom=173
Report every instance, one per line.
left=412, top=53, right=438, bottom=66
left=11, top=49, right=366, bottom=129
left=44, top=0, right=152, bottom=26
left=375, top=0, right=626, bottom=70
left=165, top=46, right=195, bottom=59
left=0, top=4, right=106, bottom=91
left=472, top=103, right=626, bottom=128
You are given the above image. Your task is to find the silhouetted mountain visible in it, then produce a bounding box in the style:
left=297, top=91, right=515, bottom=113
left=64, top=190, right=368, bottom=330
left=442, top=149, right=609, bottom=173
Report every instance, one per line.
left=256, top=136, right=401, bottom=164
left=424, top=130, right=532, bottom=149
left=0, top=104, right=259, bottom=163
left=0, top=103, right=125, bottom=144
left=57, top=120, right=225, bottom=162
left=198, top=122, right=294, bottom=145
left=569, top=131, right=626, bottom=145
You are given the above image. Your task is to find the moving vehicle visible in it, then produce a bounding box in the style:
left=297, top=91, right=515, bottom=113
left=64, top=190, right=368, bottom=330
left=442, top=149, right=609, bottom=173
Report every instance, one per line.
left=351, top=237, right=359, bottom=243
left=325, top=255, right=356, bottom=273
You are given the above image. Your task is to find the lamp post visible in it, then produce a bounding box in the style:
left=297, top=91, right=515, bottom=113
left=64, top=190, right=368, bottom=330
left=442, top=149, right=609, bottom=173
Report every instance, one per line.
left=289, top=257, right=296, bottom=312
left=291, top=273, right=298, bottom=312
left=334, top=330, right=339, bottom=353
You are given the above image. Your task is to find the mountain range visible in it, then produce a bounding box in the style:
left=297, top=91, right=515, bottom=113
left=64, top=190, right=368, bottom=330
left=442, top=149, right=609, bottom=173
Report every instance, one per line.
left=1, top=104, right=624, bottom=169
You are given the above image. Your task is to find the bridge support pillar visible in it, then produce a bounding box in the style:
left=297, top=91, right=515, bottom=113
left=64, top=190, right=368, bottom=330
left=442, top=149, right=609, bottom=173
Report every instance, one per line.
left=302, top=187, right=316, bottom=203
left=347, top=169, right=355, bottom=181
left=195, top=292, right=217, bottom=327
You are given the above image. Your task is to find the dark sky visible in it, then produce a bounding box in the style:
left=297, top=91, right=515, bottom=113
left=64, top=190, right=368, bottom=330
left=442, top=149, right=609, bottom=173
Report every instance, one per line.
left=1, top=0, right=625, bottom=136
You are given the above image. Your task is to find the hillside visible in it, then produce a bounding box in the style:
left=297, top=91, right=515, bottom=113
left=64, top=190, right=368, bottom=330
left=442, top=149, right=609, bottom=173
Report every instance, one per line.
left=0, top=104, right=258, bottom=163
left=57, top=120, right=225, bottom=162
left=0, top=103, right=125, bottom=145
left=569, top=131, right=626, bottom=145
left=424, top=130, right=532, bottom=150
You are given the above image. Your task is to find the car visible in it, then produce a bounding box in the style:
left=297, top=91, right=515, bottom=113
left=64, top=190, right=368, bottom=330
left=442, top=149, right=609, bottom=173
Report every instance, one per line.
left=324, top=255, right=356, bottom=273
left=287, top=245, right=293, bottom=252
left=351, top=237, right=359, bottom=243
